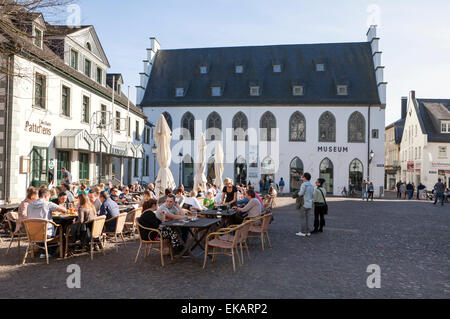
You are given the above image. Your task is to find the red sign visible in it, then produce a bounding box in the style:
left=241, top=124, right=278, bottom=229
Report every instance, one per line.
left=407, top=162, right=414, bottom=172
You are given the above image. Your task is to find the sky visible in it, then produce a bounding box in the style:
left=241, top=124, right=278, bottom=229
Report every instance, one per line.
left=55, top=0, right=450, bottom=125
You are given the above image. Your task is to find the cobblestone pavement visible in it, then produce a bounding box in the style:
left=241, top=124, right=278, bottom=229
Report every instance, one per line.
left=0, top=197, right=448, bottom=299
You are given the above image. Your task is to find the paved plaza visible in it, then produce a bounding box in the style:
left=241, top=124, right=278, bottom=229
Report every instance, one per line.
left=0, top=196, right=448, bottom=299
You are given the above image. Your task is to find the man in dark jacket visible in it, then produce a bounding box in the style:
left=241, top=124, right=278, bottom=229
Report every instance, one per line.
left=396, top=181, right=402, bottom=198
left=433, top=178, right=445, bottom=206
left=406, top=182, right=414, bottom=199
left=99, top=191, right=120, bottom=232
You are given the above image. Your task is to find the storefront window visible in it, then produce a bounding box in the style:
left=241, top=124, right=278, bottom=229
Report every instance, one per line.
left=79, top=153, right=89, bottom=182
left=234, top=157, right=247, bottom=185
left=349, top=158, right=363, bottom=191
left=207, top=157, right=215, bottom=185
left=182, top=155, right=194, bottom=189
left=290, top=157, right=304, bottom=192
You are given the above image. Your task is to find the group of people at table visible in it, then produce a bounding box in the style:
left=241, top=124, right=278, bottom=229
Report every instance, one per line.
left=7, top=177, right=268, bottom=259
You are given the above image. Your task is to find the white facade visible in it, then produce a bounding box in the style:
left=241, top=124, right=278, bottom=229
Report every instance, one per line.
left=143, top=105, right=386, bottom=196
left=400, top=91, right=450, bottom=189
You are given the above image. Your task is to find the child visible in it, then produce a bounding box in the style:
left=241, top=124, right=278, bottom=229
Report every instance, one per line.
left=203, top=191, right=215, bottom=210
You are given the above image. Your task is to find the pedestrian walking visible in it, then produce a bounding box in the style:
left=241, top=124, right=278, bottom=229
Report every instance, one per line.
left=399, top=182, right=406, bottom=199
left=295, top=173, right=314, bottom=237
left=312, top=178, right=327, bottom=234
left=367, top=182, right=374, bottom=201
left=278, top=178, right=285, bottom=193
left=396, top=181, right=402, bottom=198
left=417, top=182, right=426, bottom=200
left=361, top=179, right=368, bottom=200
left=406, top=182, right=414, bottom=199
left=433, top=178, right=445, bottom=206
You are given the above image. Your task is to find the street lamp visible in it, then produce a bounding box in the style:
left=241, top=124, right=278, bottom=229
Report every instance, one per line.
left=369, top=150, right=375, bottom=164
left=97, top=122, right=106, bottom=185
left=178, top=152, right=183, bottom=186
left=152, top=144, right=157, bottom=182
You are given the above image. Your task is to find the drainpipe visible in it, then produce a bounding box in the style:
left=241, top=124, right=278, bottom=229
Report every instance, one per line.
left=367, top=105, right=371, bottom=181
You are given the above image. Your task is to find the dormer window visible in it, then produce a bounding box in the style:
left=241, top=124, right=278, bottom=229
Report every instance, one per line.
left=316, top=63, right=325, bottom=72
left=33, top=26, right=43, bottom=48
left=235, top=65, right=243, bottom=73
left=211, top=86, right=221, bottom=97
left=273, top=64, right=281, bottom=73
left=441, top=121, right=450, bottom=133
left=84, top=59, right=91, bottom=77
left=199, top=66, right=208, bottom=74
left=337, top=85, right=348, bottom=96
left=250, top=86, right=260, bottom=96
left=175, top=87, right=185, bottom=97
left=70, top=49, right=78, bottom=70
left=293, top=85, right=304, bottom=96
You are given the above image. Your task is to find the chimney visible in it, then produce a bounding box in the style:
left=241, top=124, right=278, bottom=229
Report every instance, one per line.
left=401, top=97, right=407, bottom=120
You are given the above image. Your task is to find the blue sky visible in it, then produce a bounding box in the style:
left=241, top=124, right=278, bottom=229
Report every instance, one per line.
left=67, top=0, right=449, bottom=125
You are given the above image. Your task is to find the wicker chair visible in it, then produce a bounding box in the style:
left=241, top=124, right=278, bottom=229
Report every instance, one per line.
left=22, top=219, right=63, bottom=265
left=5, top=212, right=27, bottom=255
left=218, top=221, right=252, bottom=264
left=87, top=216, right=107, bottom=260
left=124, top=208, right=142, bottom=239
left=134, top=219, right=173, bottom=266
left=104, top=213, right=128, bottom=253
left=203, top=224, right=245, bottom=272
left=248, top=213, right=273, bottom=250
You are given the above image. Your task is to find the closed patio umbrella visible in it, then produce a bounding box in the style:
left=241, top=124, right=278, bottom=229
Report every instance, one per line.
left=214, top=143, right=224, bottom=191
left=154, top=114, right=176, bottom=198
left=193, top=132, right=207, bottom=193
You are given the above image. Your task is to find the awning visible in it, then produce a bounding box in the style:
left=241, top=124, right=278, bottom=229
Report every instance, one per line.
left=133, top=143, right=144, bottom=159
left=91, top=134, right=111, bottom=154
left=55, top=129, right=94, bottom=151
left=111, top=142, right=136, bottom=158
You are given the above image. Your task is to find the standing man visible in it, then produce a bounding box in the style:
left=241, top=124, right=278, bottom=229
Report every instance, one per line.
left=406, top=182, right=414, bottom=200
left=278, top=178, right=285, bottom=194
left=361, top=179, right=368, bottom=200
left=296, top=173, right=314, bottom=237
left=399, top=182, right=406, bottom=199
left=396, top=181, right=402, bottom=199
left=433, top=178, right=445, bottom=206
left=61, top=167, right=72, bottom=185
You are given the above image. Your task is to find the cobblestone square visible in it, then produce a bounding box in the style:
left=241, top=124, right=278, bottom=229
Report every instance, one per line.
left=0, top=196, right=448, bottom=299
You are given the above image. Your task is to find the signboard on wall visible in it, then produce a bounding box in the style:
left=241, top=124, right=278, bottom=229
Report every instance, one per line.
left=407, top=161, right=415, bottom=172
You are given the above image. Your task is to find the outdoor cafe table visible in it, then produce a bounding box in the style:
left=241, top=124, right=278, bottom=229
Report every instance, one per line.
left=52, top=214, right=78, bottom=257
left=118, top=204, right=138, bottom=213
left=162, top=218, right=221, bottom=263
left=198, top=209, right=238, bottom=227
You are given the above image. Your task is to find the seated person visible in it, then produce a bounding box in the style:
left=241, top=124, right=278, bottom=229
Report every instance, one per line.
left=61, top=183, right=75, bottom=203
left=157, top=188, right=173, bottom=206
left=175, top=188, right=185, bottom=208
left=27, top=188, right=67, bottom=258
left=109, top=187, right=120, bottom=203
left=15, top=186, right=38, bottom=233
left=196, top=187, right=205, bottom=198
left=184, top=191, right=205, bottom=212
left=138, top=198, right=183, bottom=253
left=156, top=195, right=188, bottom=243
left=233, top=189, right=261, bottom=219
left=202, top=191, right=215, bottom=210
left=119, top=186, right=134, bottom=204
left=98, top=191, right=120, bottom=232
left=140, top=190, right=153, bottom=207
left=52, top=192, right=69, bottom=208
left=88, top=187, right=102, bottom=213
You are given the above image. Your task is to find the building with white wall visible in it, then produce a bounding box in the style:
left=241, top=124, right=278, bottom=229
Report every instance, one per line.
left=0, top=11, right=148, bottom=203
left=400, top=91, right=450, bottom=189
left=137, top=26, right=387, bottom=196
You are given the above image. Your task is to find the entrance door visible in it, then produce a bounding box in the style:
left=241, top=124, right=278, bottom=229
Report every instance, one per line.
left=261, top=156, right=275, bottom=192
left=349, top=158, right=363, bottom=191
left=182, top=155, right=194, bottom=189
left=57, top=150, right=71, bottom=184
left=319, top=158, right=334, bottom=194
left=234, top=157, right=247, bottom=185
left=207, top=157, right=215, bottom=185
left=31, top=147, right=49, bottom=187
left=290, top=157, right=304, bottom=192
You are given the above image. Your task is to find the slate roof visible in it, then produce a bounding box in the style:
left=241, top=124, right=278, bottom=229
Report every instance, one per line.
left=140, top=42, right=381, bottom=107
left=386, top=118, right=405, bottom=145
left=416, top=99, right=450, bottom=143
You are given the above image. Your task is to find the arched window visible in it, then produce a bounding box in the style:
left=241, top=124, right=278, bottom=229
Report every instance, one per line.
left=260, top=111, right=277, bottom=141
left=206, top=112, right=222, bottom=141
left=289, top=111, right=306, bottom=141
left=182, top=155, right=194, bottom=189
left=234, top=157, right=247, bottom=185
left=318, top=112, right=336, bottom=142
left=207, top=157, right=215, bottom=185
left=180, top=112, right=194, bottom=140
left=349, top=158, right=364, bottom=191
left=290, top=157, right=304, bottom=192
left=348, top=112, right=365, bottom=143
left=232, top=112, right=248, bottom=141
left=319, top=158, right=334, bottom=194
left=162, top=112, right=172, bottom=131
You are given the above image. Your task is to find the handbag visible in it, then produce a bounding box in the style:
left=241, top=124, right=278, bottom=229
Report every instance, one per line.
left=315, top=188, right=328, bottom=215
